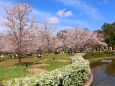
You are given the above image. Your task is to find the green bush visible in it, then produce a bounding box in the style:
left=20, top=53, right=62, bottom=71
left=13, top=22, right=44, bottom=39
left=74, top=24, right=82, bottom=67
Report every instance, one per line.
left=2, top=55, right=90, bottom=86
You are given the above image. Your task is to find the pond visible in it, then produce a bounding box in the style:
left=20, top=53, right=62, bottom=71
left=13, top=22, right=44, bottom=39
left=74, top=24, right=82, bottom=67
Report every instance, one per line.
left=91, top=59, right=115, bottom=86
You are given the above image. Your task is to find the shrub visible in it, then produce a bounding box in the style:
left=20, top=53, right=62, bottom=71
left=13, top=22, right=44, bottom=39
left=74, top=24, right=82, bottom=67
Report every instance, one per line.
left=2, top=55, right=90, bottom=86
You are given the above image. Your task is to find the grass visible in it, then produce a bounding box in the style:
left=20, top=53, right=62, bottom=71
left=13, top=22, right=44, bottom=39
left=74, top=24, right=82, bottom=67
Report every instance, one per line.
left=0, top=67, right=29, bottom=81
left=83, top=51, right=115, bottom=64
left=84, top=51, right=115, bottom=60
left=0, top=53, right=72, bottom=81
left=38, top=59, right=71, bottom=71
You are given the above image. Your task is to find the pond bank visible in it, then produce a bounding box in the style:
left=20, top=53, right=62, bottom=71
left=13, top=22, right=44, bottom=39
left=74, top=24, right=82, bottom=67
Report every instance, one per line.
left=88, top=56, right=115, bottom=63
left=83, top=73, right=93, bottom=86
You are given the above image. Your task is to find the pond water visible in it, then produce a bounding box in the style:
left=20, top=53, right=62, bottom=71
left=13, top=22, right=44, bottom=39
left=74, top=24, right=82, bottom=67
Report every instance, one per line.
left=91, top=59, right=115, bottom=86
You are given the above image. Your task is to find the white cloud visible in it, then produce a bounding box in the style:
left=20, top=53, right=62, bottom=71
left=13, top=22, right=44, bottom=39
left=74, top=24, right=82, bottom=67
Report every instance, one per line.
left=47, top=16, right=60, bottom=24
left=65, top=11, right=73, bottom=17
left=56, top=9, right=65, bottom=17
left=57, top=0, right=102, bottom=19
left=56, top=9, right=73, bottom=17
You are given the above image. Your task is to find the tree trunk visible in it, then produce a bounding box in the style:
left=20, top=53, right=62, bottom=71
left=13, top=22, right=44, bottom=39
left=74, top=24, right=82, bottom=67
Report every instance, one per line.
left=18, top=50, right=22, bottom=64
left=63, top=43, right=66, bottom=52
left=19, top=56, right=21, bottom=64
left=80, top=48, right=84, bottom=52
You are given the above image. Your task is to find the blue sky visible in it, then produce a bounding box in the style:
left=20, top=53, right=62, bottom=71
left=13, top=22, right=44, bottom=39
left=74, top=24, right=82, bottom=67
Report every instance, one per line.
left=0, top=0, right=115, bottom=32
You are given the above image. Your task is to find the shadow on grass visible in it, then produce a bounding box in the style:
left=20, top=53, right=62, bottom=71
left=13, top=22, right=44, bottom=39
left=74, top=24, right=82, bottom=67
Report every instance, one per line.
left=15, top=61, right=43, bottom=67
left=15, top=62, right=33, bottom=67
left=0, top=59, right=5, bottom=62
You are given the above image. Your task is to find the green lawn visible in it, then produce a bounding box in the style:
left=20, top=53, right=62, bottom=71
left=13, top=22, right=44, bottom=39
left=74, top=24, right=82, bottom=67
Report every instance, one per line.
left=38, top=59, right=71, bottom=71
left=0, top=67, right=29, bottom=81
left=0, top=53, right=72, bottom=81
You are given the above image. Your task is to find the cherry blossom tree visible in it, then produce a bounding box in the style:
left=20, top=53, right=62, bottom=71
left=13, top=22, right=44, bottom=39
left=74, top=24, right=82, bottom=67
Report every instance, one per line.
left=33, top=22, right=56, bottom=55
left=3, top=3, right=37, bottom=63
left=64, top=26, right=106, bottom=52
left=57, top=30, right=68, bottom=52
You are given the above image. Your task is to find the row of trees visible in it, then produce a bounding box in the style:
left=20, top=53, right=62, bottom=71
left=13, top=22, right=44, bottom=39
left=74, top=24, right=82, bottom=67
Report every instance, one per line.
left=0, top=3, right=106, bottom=63
left=57, top=27, right=106, bottom=52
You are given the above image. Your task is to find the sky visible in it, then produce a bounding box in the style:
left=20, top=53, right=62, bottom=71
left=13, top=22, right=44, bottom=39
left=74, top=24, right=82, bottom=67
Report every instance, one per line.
left=0, top=0, right=115, bottom=32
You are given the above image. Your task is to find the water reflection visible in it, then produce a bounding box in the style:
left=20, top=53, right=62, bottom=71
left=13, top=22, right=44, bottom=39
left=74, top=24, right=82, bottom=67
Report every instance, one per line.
left=91, top=59, right=115, bottom=86
left=106, top=62, right=115, bottom=76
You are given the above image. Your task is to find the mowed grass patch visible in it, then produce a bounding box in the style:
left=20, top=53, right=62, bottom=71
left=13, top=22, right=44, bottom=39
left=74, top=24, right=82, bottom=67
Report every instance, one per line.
left=37, top=53, right=72, bottom=71
left=0, top=67, right=29, bottom=81
left=38, top=59, right=71, bottom=71
left=41, top=53, right=72, bottom=60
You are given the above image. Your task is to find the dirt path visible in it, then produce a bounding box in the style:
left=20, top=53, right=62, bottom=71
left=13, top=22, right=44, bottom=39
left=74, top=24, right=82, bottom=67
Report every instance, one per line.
left=56, top=60, right=69, bottom=62
left=28, top=68, right=47, bottom=73
left=32, top=64, right=50, bottom=67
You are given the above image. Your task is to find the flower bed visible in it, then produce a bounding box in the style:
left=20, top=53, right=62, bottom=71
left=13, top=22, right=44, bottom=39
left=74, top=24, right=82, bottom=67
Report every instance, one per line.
left=3, top=55, right=90, bottom=86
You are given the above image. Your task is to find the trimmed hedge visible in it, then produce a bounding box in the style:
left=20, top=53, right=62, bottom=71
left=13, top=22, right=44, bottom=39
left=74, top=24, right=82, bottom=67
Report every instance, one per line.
left=3, top=55, right=90, bottom=86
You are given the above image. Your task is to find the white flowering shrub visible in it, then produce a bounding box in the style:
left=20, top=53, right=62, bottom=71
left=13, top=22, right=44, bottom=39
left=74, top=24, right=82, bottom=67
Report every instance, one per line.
left=3, top=55, right=90, bottom=86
